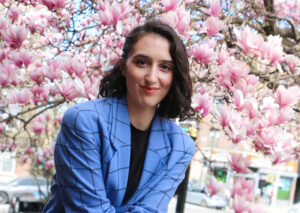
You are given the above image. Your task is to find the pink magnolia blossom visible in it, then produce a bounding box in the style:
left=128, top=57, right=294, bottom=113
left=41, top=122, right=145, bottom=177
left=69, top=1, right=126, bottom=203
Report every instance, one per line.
left=248, top=203, right=263, bottom=213
left=59, top=80, right=81, bottom=101
left=98, top=0, right=106, bottom=10
left=161, top=0, right=181, bottom=12
left=1, top=26, right=28, bottom=49
left=0, top=49, right=9, bottom=63
left=206, top=176, right=223, bottom=196
left=232, top=89, right=245, bottom=111
left=16, top=89, right=32, bottom=105
left=1, top=145, right=7, bottom=152
left=285, top=55, right=299, bottom=71
left=19, top=50, right=35, bottom=67
left=45, top=113, right=50, bottom=122
left=29, top=66, right=45, bottom=85
left=162, top=11, right=178, bottom=31
left=226, top=123, right=247, bottom=144
left=190, top=43, right=214, bottom=65
left=232, top=195, right=250, bottom=213
left=41, top=0, right=67, bottom=11
left=54, top=115, right=62, bottom=126
left=220, top=59, right=250, bottom=84
left=31, top=85, right=45, bottom=97
left=0, top=17, right=7, bottom=33
left=36, top=155, right=43, bottom=164
left=260, top=96, right=278, bottom=112
left=30, top=85, right=49, bottom=103
left=260, top=111, right=277, bottom=128
left=25, top=146, right=35, bottom=155
left=32, top=119, right=44, bottom=134
left=276, top=85, right=300, bottom=108
left=43, top=150, right=49, bottom=159
left=209, top=0, right=222, bottom=17
left=98, top=1, right=131, bottom=26
left=9, top=143, right=17, bottom=152
left=217, top=49, right=229, bottom=65
left=229, top=154, right=251, bottom=173
left=217, top=106, right=232, bottom=127
left=63, top=58, right=86, bottom=77
left=8, top=6, right=21, bottom=22
left=276, top=108, right=292, bottom=125
left=98, top=10, right=113, bottom=26
left=191, top=93, right=211, bottom=117
left=1, top=61, right=21, bottom=85
left=262, top=35, right=283, bottom=65
left=243, top=119, right=259, bottom=137
left=175, top=10, right=191, bottom=38
left=234, top=26, right=264, bottom=56
left=257, top=127, right=277, bottom=147
left=243, top=98, right=260, bottom=119
left=9, top=51, right=23, bottom=67
left=21, top=156, right=28, bottom=164
left=45, top=59, right=62, bottom=82
left=202, top=0, right=222, bottom=17
left=162, top=10, right=191, bottom=38
left=234, top=75, right=259, bottom=95
left=0, top=123, right=4, bottom=133
left=46, top=160, right=54, bottom=170
left=27, top=20, right=45, bottom=35
left=271, top=151, right=292, bottom=165
left=0, top=67, right=9, bottom=86
left=205, top=17, right=224, bottom=36
left=231, top=177, right=255, bottom=201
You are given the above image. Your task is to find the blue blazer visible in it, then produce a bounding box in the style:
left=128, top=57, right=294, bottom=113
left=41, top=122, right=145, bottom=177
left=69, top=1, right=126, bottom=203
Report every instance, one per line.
left=42, top=97, right=195, bottom=213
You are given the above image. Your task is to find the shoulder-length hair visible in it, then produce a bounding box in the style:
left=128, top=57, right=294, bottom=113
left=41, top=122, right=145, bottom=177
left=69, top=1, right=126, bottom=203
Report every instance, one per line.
left=99, top=19, right=194, bottom=121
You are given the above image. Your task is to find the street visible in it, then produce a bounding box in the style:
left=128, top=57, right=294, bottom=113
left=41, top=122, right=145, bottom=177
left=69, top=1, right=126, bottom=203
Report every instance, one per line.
left=0, top=204, right=8, bottom=213
left=168, top=197, right=233, bottom=213
left=0, top=198, right=291, bottom=213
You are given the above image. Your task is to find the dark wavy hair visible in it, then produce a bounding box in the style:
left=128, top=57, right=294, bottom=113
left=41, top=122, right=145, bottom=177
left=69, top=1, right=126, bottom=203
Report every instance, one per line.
left=99, top=19, right=194, bottom=121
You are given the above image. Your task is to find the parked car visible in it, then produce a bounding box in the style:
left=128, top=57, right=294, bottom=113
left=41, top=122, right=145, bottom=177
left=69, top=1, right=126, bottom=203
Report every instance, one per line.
left=288, top=202, right=300, bottom=213
left=186, top=186, right=228, bottom=209
left=0, top=177, right=48, bottom=204
left=9, top=191, right=45, bottom=213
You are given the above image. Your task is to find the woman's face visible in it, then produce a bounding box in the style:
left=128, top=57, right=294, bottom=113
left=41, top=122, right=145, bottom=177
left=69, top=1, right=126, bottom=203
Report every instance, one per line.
left=123, top=33, right=173, bottom=111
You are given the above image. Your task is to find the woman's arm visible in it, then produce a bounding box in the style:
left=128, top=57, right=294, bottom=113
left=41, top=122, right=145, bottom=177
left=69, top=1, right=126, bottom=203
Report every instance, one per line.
left=126, top=139, right=195, bottom=213
left=54, top=106, right=116, bottom=213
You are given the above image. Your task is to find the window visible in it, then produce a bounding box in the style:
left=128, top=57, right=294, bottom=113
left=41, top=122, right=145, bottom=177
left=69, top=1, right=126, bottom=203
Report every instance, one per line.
left=0, top=152, right=16, bottom=174
left=277, top=177, right=292, bottom=200
left=209, top=128, right=220, bottom=147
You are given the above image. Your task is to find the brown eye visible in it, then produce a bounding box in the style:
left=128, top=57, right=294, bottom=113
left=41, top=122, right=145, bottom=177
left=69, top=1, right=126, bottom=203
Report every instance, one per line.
left=160, top=64, right=172, bottom=72
left=135, top=59, right=148, bottom=67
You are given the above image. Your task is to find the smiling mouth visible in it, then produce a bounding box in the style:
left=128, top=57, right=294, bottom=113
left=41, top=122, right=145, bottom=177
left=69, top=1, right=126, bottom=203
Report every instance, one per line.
left=140, top=86, right=158, bottom=94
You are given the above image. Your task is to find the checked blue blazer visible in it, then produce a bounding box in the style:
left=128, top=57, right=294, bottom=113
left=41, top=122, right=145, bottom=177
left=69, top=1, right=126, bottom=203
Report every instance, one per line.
left=42, top=96, right=195, bottom=213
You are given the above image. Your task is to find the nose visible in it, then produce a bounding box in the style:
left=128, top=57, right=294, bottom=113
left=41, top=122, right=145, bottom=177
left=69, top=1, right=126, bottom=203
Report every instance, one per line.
left=145, top=65, right=158, bottom=84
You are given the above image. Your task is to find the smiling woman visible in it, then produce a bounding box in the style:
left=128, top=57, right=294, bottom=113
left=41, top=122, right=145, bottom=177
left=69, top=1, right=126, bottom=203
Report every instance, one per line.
left=42, top=20, right=195, bottom=213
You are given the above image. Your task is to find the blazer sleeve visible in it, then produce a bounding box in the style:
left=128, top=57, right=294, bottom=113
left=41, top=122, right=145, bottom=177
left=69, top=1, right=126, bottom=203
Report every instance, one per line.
left=126, top=139, right=195, bottom=213
left=54, top=106, right=116, bottom=213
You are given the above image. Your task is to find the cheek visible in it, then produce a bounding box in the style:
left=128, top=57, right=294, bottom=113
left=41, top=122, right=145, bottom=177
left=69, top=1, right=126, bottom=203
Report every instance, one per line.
left=162, top=74, right=173, bottom=88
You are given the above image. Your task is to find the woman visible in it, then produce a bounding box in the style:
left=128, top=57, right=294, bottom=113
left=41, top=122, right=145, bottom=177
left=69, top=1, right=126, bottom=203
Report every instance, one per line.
left=43, top=20, right=195, bottom=213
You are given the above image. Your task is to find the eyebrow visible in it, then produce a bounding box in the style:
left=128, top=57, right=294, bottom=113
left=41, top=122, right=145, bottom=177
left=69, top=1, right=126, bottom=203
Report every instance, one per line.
left=132, top=54, right=173, bottom=64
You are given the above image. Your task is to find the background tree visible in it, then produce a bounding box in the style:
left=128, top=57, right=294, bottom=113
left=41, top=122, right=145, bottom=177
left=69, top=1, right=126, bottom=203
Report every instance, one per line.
left=0, top=0, right=299, bottom=211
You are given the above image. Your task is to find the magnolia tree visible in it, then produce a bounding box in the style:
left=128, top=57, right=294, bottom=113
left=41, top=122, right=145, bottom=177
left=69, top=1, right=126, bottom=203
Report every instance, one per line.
left=0, top=0, right=300, bottom=210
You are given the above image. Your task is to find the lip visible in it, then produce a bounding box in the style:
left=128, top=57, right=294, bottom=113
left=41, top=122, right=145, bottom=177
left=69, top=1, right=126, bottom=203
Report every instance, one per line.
left=140, top=86, right=158, bottom=95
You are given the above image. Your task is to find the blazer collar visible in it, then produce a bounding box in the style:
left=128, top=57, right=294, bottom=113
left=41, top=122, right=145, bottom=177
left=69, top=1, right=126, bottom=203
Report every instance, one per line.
left=111, top=96, right=171, bottom=158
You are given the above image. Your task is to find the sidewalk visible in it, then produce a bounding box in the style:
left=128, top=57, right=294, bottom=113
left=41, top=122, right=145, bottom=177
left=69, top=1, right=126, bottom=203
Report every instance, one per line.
left=168, top=197, right=291, bottom=213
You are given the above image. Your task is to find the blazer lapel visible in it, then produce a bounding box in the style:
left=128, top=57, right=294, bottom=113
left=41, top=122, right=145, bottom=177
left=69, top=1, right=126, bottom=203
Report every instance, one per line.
left=135, top=114, right=171, bottom=194
left=106, top=97, right=131, bottom=206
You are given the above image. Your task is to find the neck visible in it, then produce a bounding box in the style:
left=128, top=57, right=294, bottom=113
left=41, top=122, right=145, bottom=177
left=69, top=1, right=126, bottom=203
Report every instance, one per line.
left=127, top=98, right=156, bottom=131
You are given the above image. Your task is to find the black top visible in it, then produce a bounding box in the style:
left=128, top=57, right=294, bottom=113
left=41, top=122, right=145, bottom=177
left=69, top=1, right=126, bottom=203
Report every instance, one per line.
left=122, top=123, right=151, bottom=204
